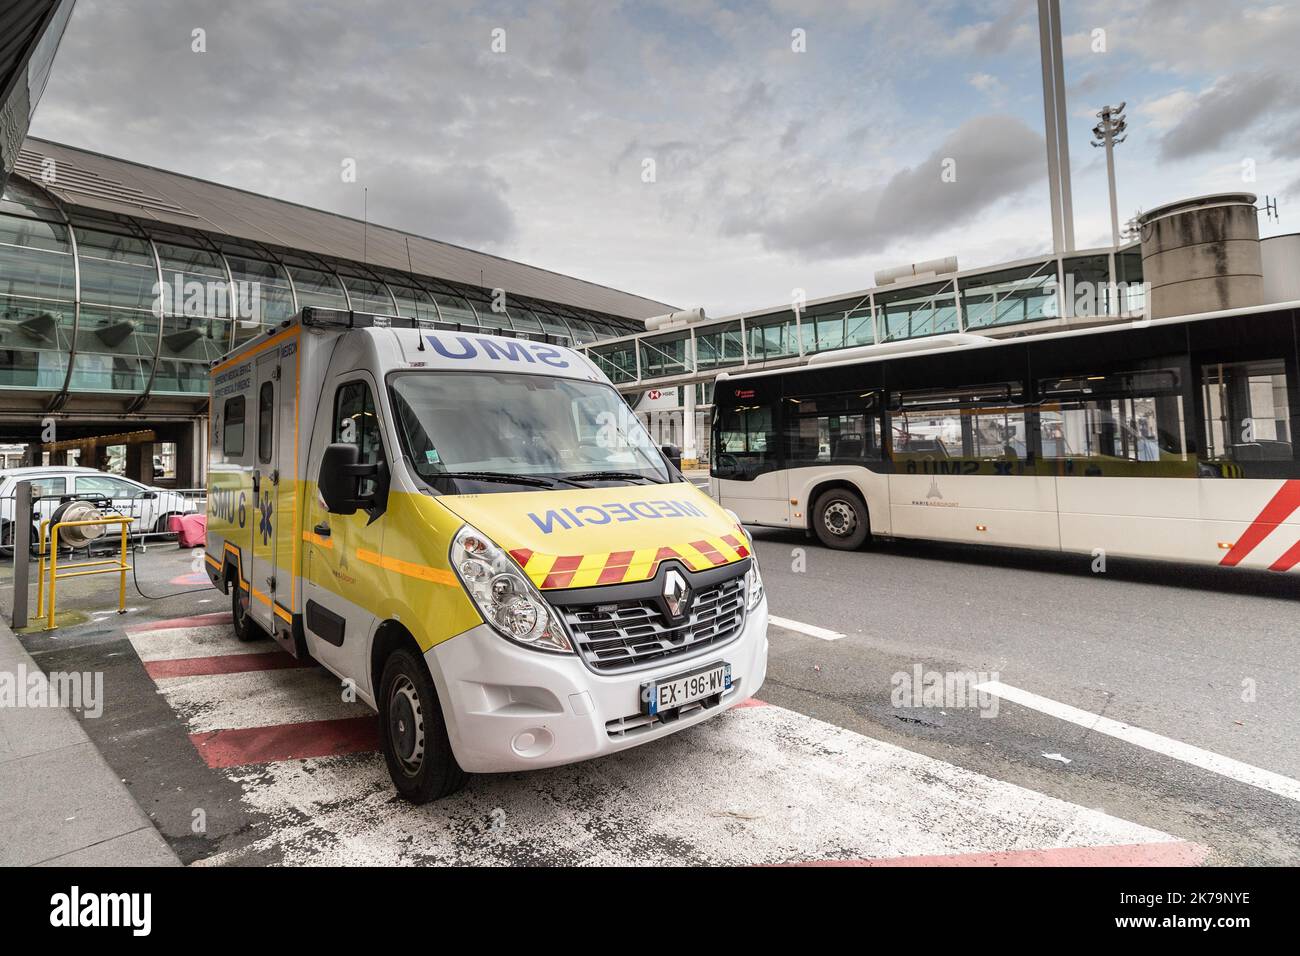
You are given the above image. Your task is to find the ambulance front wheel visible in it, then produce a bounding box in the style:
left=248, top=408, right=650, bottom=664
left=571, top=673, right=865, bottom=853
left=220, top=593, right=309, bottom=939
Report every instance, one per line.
left=379, top=649, right=468, bottom=802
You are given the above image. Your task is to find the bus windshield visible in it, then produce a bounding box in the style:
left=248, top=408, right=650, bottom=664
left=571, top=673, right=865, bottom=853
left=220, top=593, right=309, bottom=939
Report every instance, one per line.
left=389, top=371, right=671, bottom=485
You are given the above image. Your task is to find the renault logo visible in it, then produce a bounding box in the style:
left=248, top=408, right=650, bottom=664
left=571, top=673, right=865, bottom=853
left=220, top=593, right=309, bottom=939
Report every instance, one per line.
left=662, top=569, right=693, bottom=620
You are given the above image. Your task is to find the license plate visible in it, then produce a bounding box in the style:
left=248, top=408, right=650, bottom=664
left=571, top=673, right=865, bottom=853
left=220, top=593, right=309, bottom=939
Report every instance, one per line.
left=643, top=662, right=731, bottom=716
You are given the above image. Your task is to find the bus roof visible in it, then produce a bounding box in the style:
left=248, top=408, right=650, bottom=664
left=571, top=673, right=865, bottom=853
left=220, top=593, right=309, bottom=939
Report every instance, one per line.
left=717, top=298, right=1300, bottom=384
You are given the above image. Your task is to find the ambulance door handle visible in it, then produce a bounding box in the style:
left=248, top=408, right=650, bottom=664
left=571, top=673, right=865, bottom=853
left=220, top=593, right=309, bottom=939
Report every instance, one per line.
left=252, top=471, right=260, bottom=495
left=313, top=521, right=331, bottom=538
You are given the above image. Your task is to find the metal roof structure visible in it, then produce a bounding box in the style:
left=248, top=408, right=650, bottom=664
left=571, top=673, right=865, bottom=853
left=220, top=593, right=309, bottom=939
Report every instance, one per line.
left=0, top=1, right=74, bottom=189
left=17, top=137, right=676, bottom=320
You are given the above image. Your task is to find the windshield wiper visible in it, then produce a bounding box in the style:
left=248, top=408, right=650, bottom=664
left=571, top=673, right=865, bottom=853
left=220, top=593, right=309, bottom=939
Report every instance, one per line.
left=554, top=471, right=664, bottom=485
left=434, top=471, right=558, bottom=488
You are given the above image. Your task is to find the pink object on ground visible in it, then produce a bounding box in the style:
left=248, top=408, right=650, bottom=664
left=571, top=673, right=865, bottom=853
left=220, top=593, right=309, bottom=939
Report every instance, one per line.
left=172, top=512, right=207, bottom=548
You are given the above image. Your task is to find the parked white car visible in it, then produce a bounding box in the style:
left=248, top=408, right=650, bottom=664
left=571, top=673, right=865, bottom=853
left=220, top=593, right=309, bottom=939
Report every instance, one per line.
left=0, top=466, right=199, bottom=552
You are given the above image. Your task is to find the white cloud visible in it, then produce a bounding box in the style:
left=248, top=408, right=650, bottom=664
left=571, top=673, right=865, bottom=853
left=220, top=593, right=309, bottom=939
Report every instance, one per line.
left=1139, top=89, right=1195, bottom=131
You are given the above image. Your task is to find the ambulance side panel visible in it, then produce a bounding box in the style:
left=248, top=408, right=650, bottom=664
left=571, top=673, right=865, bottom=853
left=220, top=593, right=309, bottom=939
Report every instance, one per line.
left=298, top=330, right=480, bottom=706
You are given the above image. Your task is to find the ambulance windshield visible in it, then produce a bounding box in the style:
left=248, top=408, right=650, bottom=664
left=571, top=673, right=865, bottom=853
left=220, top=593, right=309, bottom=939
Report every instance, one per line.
left=390, top=371, right=672, bottom=487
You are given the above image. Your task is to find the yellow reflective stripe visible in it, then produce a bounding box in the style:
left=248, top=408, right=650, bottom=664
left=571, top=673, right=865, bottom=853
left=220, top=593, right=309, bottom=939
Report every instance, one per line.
left=710, top=535, right=742, bottom=563
left=210, top=325, right=299, bottom=375
left=251, top=588, right=272, bottom=607
left=520, top=552, right=556, bottom=586
left=204, top=554, right=220, bottom=570
left=302, top=530, right=332, bottom=549
left=568, top=552, right=611, bottom=589
left=274, top=605, right=292, bottom=623
left=356, top=548, right=458, bottom=587
left=224, top=543, right=248, bottom=589
left=623, top=547, right=660, bottom=582
left=674, top=541, right=713, bottom=571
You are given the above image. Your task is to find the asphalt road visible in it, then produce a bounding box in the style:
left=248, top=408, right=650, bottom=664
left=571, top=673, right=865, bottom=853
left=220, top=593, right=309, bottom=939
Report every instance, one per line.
left=749, top=527, right=1300, bottom=865
left=5, top=534, right=1298, bottom=865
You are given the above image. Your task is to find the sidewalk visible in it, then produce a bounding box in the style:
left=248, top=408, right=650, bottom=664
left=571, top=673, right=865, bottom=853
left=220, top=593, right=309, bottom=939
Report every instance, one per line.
left=0, top=618, right=179, bottom=866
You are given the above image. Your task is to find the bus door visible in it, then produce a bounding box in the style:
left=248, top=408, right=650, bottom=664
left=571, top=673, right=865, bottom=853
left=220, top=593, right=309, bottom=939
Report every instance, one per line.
left=888, top=395, right=1060, bottom=549
left=248, top=350, right=285, bottom=641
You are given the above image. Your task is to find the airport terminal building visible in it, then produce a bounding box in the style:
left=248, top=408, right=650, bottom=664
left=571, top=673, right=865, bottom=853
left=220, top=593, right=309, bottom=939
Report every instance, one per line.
left=0, top=139, right=673, bottom=485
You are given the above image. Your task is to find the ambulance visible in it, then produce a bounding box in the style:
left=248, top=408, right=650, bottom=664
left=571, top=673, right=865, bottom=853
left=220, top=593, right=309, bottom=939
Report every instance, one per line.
left=205, top=308, right=769, bottom=801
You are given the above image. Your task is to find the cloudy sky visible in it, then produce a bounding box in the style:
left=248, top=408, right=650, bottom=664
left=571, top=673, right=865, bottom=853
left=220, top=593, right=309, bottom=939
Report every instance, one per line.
left=30, top=0, right=1300, bottom=315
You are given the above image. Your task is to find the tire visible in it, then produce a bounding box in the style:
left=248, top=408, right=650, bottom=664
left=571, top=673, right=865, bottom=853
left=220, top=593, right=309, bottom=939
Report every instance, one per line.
left=1, top=520, right=39, bottom=557
left=378, top=648, right=467, bottom=803
left=231, top=578, right=259, bottom=642
left=812, top=487, right=870, bottom=550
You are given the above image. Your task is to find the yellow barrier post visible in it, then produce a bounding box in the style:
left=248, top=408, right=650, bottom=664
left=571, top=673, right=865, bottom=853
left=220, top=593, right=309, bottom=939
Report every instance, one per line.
left=119, top=518, right=128, bottom=614
left=43, top=515, right=132, bottom=631
left=48, top=524, right=58, bottom=630
left=36, top=518, right=47, bottom=619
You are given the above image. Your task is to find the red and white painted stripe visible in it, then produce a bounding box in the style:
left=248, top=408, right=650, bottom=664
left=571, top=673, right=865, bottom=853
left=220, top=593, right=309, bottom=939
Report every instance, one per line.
left=127, top=614, right=1207, bottom=868
left=126, top=615, right=374, bottom=767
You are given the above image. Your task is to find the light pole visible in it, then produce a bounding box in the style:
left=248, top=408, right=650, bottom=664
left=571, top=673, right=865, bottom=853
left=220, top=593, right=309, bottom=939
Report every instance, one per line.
left=1092, top=103, right=1127, bottom=315
left=1092, top=103, right=1128, bottom=248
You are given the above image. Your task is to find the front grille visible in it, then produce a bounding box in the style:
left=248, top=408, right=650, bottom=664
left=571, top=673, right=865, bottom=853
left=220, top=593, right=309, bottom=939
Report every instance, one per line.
left=557, top=573, right=746, bottom=673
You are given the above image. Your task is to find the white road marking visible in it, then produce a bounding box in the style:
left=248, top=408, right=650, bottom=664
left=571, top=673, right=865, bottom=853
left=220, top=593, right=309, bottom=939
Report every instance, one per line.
left=127, top=624, right=280, bottom=662
left=153, top=668, right=369, bottom=733
left=195, top=704, right=1182, bottom=867
left=768, top=615, right=845, bottom=641
left=976, top=680, right=1300, bottom=804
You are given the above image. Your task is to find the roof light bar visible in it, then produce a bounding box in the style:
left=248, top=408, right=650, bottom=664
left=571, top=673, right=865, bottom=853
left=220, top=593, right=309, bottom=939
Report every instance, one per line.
left=297, top=308, right=568, bottom=344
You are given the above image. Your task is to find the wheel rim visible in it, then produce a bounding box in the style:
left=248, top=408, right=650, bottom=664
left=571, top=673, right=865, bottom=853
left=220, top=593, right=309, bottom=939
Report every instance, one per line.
left=388, top=675, right=425, bottom=776
left=233, top=589, right=248, bottom=629
left=823, top=499, right=858, bottom=537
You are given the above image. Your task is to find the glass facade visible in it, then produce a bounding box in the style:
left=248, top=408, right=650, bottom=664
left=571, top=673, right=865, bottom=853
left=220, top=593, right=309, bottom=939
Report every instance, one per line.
left=962, top=260, right=1056, bottom=330
left=695, top=320, right=743, bottom=370
left=590, top=340, right=638, bottom=384
left=0, top=174, right=643, bottom=404
left=582, top=248, right=1145, bottom=388
left=877, top=280, right=959, bottom=342
left=639, top=331, right=691, bottom=378
left=746, top=311, right=800, bottom=361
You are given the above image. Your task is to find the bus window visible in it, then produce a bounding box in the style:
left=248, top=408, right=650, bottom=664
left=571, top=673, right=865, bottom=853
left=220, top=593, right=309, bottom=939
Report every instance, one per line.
left=1038, top=369, right=1187, bottom=468
left=782, top=392, right=881, bottom=466
left=894, top=405, right=1028, bottom=461
left=891, top=384, right=1028, bottom=464
left=714, top=404, right=777, bottom=480
left=1201, top=359, right=1293, bottom=463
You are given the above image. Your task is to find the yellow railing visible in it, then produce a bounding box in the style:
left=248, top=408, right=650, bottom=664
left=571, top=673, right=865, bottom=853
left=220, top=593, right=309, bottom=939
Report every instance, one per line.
left=36, top=515, right=131, bottom=630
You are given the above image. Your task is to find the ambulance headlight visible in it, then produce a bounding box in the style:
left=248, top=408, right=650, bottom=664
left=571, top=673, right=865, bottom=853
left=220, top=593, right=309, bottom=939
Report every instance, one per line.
left=724, top=510, right=763, bottom=611
left=451, top=525, right=572, bottom=654
left=744, top=560, right=764, bottom=611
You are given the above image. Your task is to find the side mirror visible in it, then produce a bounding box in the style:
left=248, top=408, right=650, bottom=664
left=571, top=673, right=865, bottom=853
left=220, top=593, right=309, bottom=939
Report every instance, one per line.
left=139, top=491, right=158, bottom=500
left=319, top=443, right=379, bottom=515
left=660, top=444, right=682, bottom=471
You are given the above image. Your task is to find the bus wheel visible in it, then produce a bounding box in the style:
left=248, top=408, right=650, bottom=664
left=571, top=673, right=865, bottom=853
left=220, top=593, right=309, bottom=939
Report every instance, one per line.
left=812, top=488, right=869, bottom=550
left=379, top=649, right=467, bottom=803
left=231, top=583, right=257, bottom=641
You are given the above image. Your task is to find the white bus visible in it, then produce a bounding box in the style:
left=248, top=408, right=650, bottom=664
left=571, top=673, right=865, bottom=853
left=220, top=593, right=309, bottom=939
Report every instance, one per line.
left=711, top=303, right=1300, bottom=573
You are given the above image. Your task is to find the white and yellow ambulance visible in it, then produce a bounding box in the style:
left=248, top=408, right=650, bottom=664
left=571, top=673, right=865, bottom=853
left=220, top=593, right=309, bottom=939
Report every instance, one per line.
left=205, top=308, right=768, bottom=801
